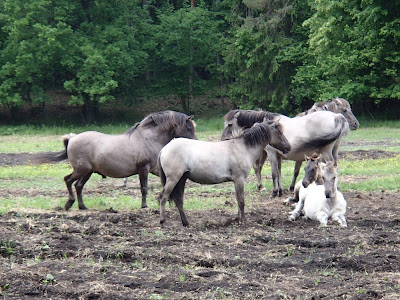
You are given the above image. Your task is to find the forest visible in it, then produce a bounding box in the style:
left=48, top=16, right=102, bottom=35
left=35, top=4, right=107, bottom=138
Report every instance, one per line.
left=0, top=0, right=399, bottom=123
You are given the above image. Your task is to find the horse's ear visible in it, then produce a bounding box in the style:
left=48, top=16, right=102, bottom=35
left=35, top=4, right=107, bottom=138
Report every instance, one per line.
left=187, top=115, right=194, bottom=120
left=305, top=154, right=310, bottom=161
left=263, top=117, right=267, bottom=122
left=234, top=111, right=240, bottom=118
left=151, top=115, right=159, bottom=125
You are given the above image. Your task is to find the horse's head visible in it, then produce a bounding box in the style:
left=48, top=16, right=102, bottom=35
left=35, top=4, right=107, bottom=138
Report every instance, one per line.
left=302, top=153, right=321, bottom=188
left=332, top=98, right=360, bottom=130
left=173, top=115, right=197, bottom=140
left=221, top=110, right=279, bottom=141
left=321, top=161, right=338, bottom=198
left=221, top=111, right=243, bottom=140
left=265, top=120, right=291, bottom=154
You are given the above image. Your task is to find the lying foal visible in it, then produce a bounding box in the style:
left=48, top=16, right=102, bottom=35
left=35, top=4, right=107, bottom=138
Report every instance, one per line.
left=288, top=158, right=347, bottom=227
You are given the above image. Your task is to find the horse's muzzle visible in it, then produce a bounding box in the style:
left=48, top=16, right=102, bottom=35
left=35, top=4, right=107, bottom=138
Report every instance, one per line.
left=302, top=180, right=310, bottom=188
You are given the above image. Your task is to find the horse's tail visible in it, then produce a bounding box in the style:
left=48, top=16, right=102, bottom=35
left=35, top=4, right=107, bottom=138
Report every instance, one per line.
left=33, top=133, right=76, bottom=164
left=158, top=153, right=186, bottom=208
left=301, top=115, right=349, bottom=150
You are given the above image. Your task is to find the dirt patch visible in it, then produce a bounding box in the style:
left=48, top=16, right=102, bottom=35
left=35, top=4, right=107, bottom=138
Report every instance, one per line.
left=0, top=150, right=399, bottom=299
left=1, top=149, right=398, bottom=168
left=0, top=190, right=399, bottom=299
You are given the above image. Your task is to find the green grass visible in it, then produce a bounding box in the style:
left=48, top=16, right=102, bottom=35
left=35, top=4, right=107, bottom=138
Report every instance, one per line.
left=0, top=119, right=399, bottom=214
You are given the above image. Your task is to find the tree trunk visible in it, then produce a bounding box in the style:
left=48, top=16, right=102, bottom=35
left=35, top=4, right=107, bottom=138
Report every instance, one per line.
left=81, top=94, right=97, bottom=124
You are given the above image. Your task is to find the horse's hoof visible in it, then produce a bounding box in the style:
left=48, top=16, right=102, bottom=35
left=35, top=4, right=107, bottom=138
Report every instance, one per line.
left=65, top=201, right=74, bottom=211
left=79, top=206, right=88, bottom=210
left=141, top=204, right=148, bottom=209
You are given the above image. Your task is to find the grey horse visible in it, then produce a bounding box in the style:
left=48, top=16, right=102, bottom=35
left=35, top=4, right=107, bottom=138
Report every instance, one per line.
left=35, top=111, right=197, bottom=210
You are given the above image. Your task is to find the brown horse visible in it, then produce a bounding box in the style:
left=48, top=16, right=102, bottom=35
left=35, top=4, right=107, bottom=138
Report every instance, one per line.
left=35, top=111, right=197, bottom=210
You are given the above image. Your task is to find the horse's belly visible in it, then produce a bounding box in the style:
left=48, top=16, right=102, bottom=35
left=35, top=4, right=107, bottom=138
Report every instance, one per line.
left=189, top=175, right=231, bottom=184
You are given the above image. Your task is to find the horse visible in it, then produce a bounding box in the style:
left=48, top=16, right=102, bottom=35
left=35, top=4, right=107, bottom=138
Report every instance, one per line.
left=221, top=109, right=349, bottom=197
left=288, top=160, right=347, bottom=227
left=158, top=119, right=291, bottom=227
left=222, top=98, right=359, bottom=192
left=284, top=153, right=323, bottom=205
left=34, top=111, right=197, bottom=210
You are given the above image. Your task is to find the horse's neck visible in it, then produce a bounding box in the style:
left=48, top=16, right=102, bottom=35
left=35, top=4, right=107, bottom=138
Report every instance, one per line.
left=239, top=140, right=266, bottom=164
left=315, top=165, right=324, bottom=185
left=135, top=127, right=174, bottom=147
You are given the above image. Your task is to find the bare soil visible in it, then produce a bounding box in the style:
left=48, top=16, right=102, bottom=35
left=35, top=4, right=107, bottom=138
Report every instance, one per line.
left=0, top=150, right=399, bottom=299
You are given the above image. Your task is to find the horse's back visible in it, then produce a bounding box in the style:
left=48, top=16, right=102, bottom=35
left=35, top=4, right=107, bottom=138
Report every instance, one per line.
left=160, top=138, right=238, bottom=184
left=66, top=131, right=139, bottom=177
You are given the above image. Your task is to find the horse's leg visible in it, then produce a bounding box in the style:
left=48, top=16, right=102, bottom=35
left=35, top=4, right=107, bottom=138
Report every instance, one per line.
left=331, top=138, right=342, bottom=164
left=316, top=212, right=329, bottom=226
left=159, top=178, right=179, bottom=228
left=290, top=161, right=303, bottom=192
left=75, top=172, right=92, bottom=210
left=234, top=179, right=245, bottom=223
left=64, top=172, right=80, bottom=211
left=289, top=189, right=305, bottom=221
left=332, top=212, right=347, bottom=227
left=277, top=157, right=283, bottom=196
left=138, top=166, right=150, bottom=208
left=253, top=151, right=267, bottom=190
left=267, top=151, right=281, bottom=198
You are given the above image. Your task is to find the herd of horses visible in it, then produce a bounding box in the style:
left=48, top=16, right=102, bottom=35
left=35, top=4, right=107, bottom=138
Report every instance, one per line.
left=36, top=98, right=360, bottom=228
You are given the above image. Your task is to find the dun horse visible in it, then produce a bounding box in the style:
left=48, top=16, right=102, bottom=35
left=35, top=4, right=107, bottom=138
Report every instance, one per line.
left=35, top=111, right=197, bottom=210
left=158, top=119, right=291, bottom=227
left=221, top=108, right=351, bottom=197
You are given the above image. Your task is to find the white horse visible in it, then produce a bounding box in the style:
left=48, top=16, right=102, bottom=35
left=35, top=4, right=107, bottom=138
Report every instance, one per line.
left=158, top=119, right=291, bottom=227
left=288, top=161, right=347, bottom=227
left=221, top=110, right=350, bottom=197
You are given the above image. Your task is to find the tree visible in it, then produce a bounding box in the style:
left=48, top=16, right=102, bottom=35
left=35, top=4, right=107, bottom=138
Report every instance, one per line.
left=151, top=4, right=222, bottom=113
left=0, top=0, right=75, bottom=118
left=293, top=0, right=400, bottom=116
left=221, top=0, right=310, bottom=113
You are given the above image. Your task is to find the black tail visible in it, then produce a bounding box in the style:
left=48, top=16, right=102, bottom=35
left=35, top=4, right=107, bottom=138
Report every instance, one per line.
left=299, top=115, right=349, bottom=151
left=32, top=134, right=74, bottom=164
left=159, top=155, right=187, bottom=208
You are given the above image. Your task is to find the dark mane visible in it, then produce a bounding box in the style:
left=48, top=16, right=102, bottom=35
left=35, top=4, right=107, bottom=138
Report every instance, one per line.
left=242, top=122, right=272, bottom=147
left=126, top=111, right=189, bottom=135
left=225, top=109, right=279, bottom=128
left=299, top=97, right=351, bottom=116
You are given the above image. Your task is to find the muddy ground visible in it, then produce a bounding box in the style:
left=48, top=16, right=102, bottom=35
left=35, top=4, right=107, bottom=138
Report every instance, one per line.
left=0, top=150, right=399, bottom=299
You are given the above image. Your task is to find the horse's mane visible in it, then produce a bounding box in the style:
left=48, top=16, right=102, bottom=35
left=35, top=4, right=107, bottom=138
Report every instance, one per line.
left=126, top=111, right=190, bottom=135
left=299, top=97, right=350, bottom=116
left=322, top=161, right=337, bottom=175
left=225, top=109, right=280, bottom=128
left=242, top=122, right=275, bottom=147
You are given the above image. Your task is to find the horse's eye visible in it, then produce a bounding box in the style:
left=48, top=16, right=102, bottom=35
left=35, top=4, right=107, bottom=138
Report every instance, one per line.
left=228, top=123, right=232, bottom=127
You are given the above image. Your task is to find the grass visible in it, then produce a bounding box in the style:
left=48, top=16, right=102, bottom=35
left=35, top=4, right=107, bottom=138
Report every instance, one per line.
left=0, top=118, right=398, bottom=214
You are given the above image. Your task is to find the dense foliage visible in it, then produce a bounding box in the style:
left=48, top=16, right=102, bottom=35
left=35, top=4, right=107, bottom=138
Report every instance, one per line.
left=0, top=0, right=399, bottom=121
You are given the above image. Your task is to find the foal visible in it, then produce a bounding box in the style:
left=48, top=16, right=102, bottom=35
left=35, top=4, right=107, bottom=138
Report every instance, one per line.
left=288, top=160, right=347, bottom=227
